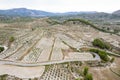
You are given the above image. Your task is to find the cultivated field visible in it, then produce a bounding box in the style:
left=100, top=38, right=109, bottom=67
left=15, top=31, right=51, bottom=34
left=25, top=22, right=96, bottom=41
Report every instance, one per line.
left=0, top=18, right=120, bottom=79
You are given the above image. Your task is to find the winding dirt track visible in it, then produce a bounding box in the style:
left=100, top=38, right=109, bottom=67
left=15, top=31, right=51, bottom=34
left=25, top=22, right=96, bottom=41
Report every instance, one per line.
left=0, top=52, right=100, bottom=67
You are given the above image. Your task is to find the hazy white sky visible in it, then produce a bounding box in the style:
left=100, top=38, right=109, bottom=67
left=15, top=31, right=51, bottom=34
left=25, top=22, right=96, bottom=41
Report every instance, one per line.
left=0, top=0, right=120, bottom=13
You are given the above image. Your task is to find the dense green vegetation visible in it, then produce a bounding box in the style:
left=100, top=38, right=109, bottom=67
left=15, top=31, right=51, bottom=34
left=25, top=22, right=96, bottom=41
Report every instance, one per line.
left=89, top=49, right=110, bottom=62
left=0, top=46, right=4, bottom=53
left=92, top=38, right=111, bottom=49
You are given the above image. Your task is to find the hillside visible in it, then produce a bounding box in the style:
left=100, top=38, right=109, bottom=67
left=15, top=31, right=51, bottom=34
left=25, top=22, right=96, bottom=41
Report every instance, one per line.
left=0, top=8, right=120, bottom=80
left=0, top=18, right=120, bottom=80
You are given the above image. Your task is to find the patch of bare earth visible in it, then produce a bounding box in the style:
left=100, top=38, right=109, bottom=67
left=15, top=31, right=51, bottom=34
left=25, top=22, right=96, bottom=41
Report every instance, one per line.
left=90, top=57, right=120, bottom=80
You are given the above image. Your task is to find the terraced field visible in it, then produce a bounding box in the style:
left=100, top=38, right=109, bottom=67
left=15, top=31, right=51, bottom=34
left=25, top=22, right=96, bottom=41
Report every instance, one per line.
left=0, top=18, right=120, bottom=79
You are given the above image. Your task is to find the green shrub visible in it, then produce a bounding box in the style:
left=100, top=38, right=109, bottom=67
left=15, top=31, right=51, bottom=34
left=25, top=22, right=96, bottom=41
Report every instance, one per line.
left=89, top=49, right=110, bottom=62
left=85, top=73, right=93, bottom=80
left=75, top=78, right=81, bottom=80
left=0, top=47, right=4, bottom=53
left=110, top=57, right=115, bottom=63
left=92, top=38, right=111, bottom=49
left=0, top=74, right=8, bottom=80
left=33, top=78, right=38, bottom=80
left=83, top=66, right=89, bottom=76
left=98, top=51, right=109, bottom=62
left=9, top=36, right=15, bottom=42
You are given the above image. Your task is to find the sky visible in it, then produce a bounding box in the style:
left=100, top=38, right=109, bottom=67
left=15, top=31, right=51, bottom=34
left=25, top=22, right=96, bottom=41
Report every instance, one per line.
left=0, top=0, right=120, bottom=13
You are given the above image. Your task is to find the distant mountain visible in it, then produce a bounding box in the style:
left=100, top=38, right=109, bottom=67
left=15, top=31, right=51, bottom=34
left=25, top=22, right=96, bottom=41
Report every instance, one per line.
left=0, top=8, right=120, bottom=18
left=0, top=8, right=98, bottom=17
left=0, top=8, right=55, bottom=17
left=56, top=11, right=97, bottom=16
left=112, top=10, right=120, bottom=16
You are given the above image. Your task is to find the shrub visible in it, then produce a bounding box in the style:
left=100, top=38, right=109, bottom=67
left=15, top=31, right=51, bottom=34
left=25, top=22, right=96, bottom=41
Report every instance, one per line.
left=75, top=78, right=81, bottom=80
left=34, top=78, right=38, bottom=80
left=89, top=49, right=110, bottom=62
left=92, top=38, right=111, bottom=49
left=85, top=73, right=93, bottom=80
left=98, top=51, right=109, bottom=62
left=83, top=66, right=89, bottom=76
left=110, top=57, right=115, bottom=63
left=0, top=74, right=8, bottom=80
left=0, top=47, right=4, bottom=53
left=9, top=36, right=15, bottom=42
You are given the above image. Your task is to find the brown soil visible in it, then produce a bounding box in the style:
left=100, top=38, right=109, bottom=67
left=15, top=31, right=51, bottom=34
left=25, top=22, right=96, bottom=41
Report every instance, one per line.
left=90, top=57, right=120, bottom=80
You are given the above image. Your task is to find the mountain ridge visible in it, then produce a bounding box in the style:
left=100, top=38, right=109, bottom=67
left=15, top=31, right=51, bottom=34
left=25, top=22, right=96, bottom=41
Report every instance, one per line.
left=0, top=8, right=119, bottom=17
left=0, top=8, right=98, bottom=17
